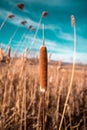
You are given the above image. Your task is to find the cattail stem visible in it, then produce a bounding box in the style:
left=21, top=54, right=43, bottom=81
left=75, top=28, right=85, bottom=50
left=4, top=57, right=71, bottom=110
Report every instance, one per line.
left=0, top=5, right=15, bottom=30
left=37, top=94, right=42, bottom=130
left=29, top=15, right=42, bottom=54
left=29, top=11, right=48, bottom=54
left=42, top=93, right=45, bottom=130
left=4, top=25, right=19, bottom=54
left=58, top=16, right=76, bottom=130
left=42, top=24, right=44, bottom=44
left=39, top=40, right=48, bottom=129
left=13, top=29, right=27, bottom=56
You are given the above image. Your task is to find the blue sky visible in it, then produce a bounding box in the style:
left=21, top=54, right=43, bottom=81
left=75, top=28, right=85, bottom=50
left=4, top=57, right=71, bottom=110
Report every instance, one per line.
left=0, top=0, right=87, bottom=64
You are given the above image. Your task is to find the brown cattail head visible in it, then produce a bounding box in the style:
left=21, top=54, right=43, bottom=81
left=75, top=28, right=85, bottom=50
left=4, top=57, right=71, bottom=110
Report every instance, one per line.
left=42, top=11, right=48, bottom=17
left=6, top=47, right=11, bottom=63
left=29, top=25, right=35, bottom=31
left=25, top=48, right=28, bottom=59
left=7, top=47, right=11, bottom=57
left=71, top=15, right=75, bottom=27
left=21, top=20, right=27, bottom=25
left=8, top=14, right=15, bottom=19
left=40, top=45, right=48, bottom=93
left=17, top=3, right=24, bottom=10
left=0, top=48, right=4, bottom=61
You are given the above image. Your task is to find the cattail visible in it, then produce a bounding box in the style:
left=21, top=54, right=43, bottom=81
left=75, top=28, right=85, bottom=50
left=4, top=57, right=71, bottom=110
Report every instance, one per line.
left=16, top=3, right=24, bottom=10
left=6, top=47, right=11, bottom=63
left=8, top=14, right=15, bottom=19
left=29, top=25, right=35, bottom=31
left=28, top=11, right=48, bottom=54
left=8, top=47, right=11, bottom=57
left=71, top=15, right=75, bottom=27
left=0, top=48, right=4, bottom=61
left=0, top=3, right=24, bottom=30
left=42, top=11, right=48, bottom=17
left=48, top=53, right=52, bottom=63
left=4, top=24, right=19, bottom=54
left=59, top=15, right=76, bottom=130
left=40, top=44, right=48, bottom=93
left=25, top=48, right=28, bottom=58
left=21, top=20, right=27, bottom=25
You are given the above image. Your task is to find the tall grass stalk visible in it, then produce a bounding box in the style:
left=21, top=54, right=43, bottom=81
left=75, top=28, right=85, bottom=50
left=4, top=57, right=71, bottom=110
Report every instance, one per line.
left=58, top=15, right=76, bottom=130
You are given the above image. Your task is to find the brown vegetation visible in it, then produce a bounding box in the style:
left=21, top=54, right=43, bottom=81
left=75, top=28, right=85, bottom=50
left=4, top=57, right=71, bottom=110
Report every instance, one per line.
left=0, top=59, right=87, bottom=130
left=40, top=45, right=47, bottom=92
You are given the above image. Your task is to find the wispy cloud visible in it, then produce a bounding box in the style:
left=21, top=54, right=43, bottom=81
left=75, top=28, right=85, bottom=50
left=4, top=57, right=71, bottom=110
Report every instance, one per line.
left=2, top=33, right=87, bottom=64
left=76, top=52, right=87, bottom=64
left=77, top=35, right=87, bottom=45
left=51, top=51, right=87, bottom=64
left=21, top=0, right=73, bottom=7
left=13, top=34, right=74, bottom=54
left=0, top=8, right=9, bottom=19
left=0, top=8, right=39, bottom=28
left=0, top=0, right=87, bottom=64
left=57, top=30, right=73, bottom=41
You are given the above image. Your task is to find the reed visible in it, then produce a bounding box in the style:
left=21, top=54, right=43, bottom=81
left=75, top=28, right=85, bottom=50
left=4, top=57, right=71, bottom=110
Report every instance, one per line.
left=40, top=45, right=48, bottom=93
left=0, top=48, right=4, bottom=61
left=6, top=47, right=11, bottom=63
left=0, top=59, right=87, bottom=129
left=58, top=15, right=76, bottom=130
left=38, top=39, right=48, bottom=130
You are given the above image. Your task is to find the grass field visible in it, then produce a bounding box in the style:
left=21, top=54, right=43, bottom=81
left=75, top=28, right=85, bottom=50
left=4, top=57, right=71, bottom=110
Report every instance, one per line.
left=0, top=58, right=87, bottom=130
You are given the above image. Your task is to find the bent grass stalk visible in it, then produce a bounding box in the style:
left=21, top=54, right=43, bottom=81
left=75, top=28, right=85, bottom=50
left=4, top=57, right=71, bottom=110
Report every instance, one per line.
left=13, top=29, right=27, bottom=56
left=0, top=6, right=15, bottom=30
left=28, top=11, right=48, bottom=55
left=0, top=3, right=24, bottom=30
left=20, top=77, right=27, bottom=130
left=4, top=25, right=19, bottom=54
left=58, top=15, right=76, bottom=130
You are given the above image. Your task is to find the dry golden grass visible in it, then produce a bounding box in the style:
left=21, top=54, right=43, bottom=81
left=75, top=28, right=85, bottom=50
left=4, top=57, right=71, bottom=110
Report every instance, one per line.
left=0, top=59, right=87, bottom=130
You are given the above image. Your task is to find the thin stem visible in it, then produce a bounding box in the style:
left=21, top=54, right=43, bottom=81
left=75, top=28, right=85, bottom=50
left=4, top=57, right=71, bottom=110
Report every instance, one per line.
left=4, top=25, right=19, bottom=54
left=42, top=24, right=45, bottom=45
left=0, top=6, right=15, bottom=30
left=29, top=15, right=42, bottom=54
left=13, top=29, right=27, bottom=56
left=58, top=24, right=76, bottom=130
